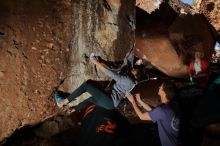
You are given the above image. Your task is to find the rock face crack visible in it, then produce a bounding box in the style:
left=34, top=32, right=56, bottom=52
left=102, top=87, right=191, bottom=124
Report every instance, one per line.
left=0, top=32, right=5, bottom=35
left=103, top=0, right=112, bottom=11
left=206, top=2, right=215, bottom=12
left=13, top=39, right=22, bottom=49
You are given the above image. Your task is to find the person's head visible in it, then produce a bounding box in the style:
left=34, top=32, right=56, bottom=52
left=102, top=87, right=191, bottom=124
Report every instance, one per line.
left=194, top=49, right=203, bottom=60
left=129, top=65, right=141, bottom=79
left=158, top=81, right=178, bottom=104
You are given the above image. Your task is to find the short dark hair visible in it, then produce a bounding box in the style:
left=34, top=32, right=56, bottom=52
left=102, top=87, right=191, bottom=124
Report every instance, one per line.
left=131, top=65, right=144, bottom=81
left=132, top=65, right=141, bottom=72
left=162, top=81, right=178, bottom=100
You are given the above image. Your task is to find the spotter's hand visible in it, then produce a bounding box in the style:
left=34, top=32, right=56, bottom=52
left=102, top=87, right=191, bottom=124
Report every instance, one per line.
left=125, top=92, right=135, bottom=104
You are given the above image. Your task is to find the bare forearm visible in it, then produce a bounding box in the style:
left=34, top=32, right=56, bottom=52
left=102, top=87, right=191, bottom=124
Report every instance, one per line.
left=131, top=102, right=150, bottom=120
left=126, top=93, right=152, bottom=121
left=138, top=100, right=152, bottom=111
left=94, top=62, right=107, bottom=72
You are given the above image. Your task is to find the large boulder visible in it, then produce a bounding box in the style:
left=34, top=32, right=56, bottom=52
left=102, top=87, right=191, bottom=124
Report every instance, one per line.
left=0, top=0, right=134, bottom=142
left=199, top=0, right=220, bottom=35
left=134, top=2, right=214, bottom=77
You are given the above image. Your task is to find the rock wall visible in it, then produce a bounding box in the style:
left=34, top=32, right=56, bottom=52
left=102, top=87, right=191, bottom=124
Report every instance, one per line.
left=136, top=0, right=220, bottom=36
left=65, top=0, right=135, bottom=93
left=199, top=0, right=220, bottom=35
left=136, top=0, right=163, bottom=14
left=167, top=0, right=220, bottom=36
left=0, top=0, right=72, bottom=142
left=135, top=2, right=214, bottom=77
left=0, top=0, right=134, bottom=142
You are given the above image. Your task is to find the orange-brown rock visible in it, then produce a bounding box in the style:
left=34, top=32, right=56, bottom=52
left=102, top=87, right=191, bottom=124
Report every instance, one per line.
left=0, top=0, right=134, bottom=142
left=134, top=3, right=214, bottom=77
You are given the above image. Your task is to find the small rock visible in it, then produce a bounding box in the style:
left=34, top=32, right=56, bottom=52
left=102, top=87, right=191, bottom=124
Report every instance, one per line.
left=39, top=60, right=43, bottom=64
left=31, top=47, right=37, bottom=50
left=32, top=27, right=36, bottom=31
left=47, top=43, right=53, bottom=49
left=45, top=59, right=50, bottom=64
left=22, top=119, right=31, bottom=126
left=180, top=8, right=187, bottom=15
left=40, top=55, right=45, bottom=60
left=0, top=71, right=4, bottom=78
left=34, top=90, right=38, bottom=94
left=43, top=32, right=46, bottom=37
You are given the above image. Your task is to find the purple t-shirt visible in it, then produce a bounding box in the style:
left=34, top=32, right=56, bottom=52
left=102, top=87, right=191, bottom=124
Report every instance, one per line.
left=149, top=104, right=180, bottom=146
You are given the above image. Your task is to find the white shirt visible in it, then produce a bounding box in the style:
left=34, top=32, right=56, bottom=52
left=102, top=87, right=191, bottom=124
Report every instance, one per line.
left=194, top=60, right=201, bottom=75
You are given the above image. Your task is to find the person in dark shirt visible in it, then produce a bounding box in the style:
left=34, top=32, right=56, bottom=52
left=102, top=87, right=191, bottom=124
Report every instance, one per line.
left=126, top=81, right=181, bottom=146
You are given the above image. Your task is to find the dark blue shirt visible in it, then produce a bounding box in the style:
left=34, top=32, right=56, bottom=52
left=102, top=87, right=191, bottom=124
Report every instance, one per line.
left=149, top=104, right=180, bottom=146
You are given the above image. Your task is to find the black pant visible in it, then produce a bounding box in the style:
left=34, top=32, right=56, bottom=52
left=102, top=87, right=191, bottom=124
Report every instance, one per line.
left=68, top=80, right=115, bottom=110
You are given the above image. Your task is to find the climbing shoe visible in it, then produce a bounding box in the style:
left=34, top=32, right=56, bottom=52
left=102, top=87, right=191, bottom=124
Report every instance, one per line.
left=55, top=92, right=64, bottom=103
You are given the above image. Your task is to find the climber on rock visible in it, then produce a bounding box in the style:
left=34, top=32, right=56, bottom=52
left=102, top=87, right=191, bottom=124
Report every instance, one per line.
left=56, top=54, right=145, bottom=111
